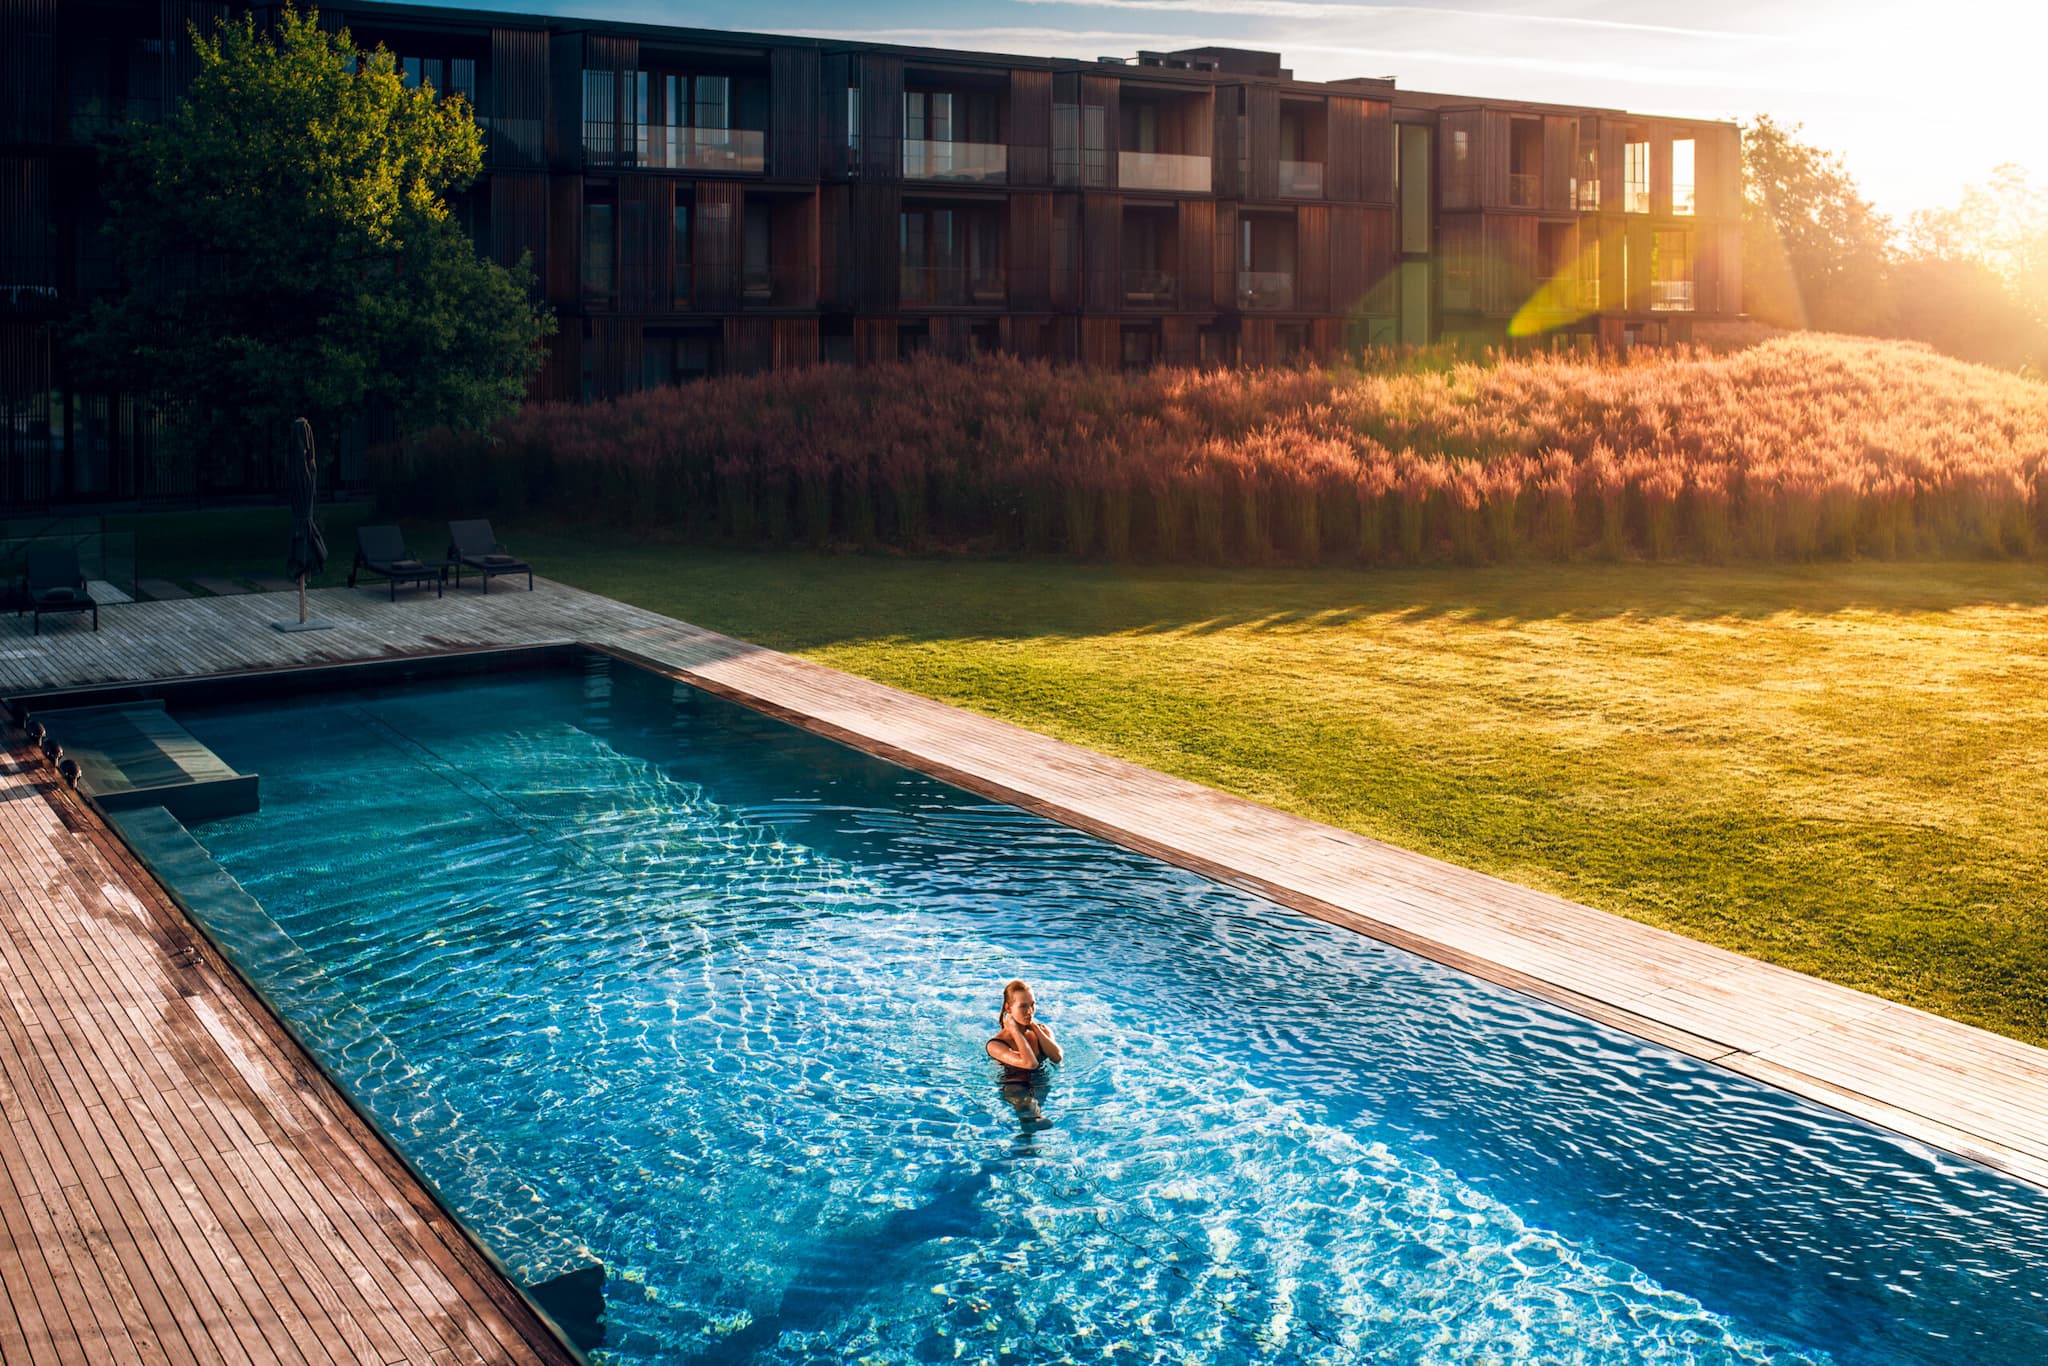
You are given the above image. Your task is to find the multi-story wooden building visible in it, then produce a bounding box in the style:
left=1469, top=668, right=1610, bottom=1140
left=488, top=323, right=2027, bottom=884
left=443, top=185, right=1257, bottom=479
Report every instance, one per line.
left=0, top=0, right=1740, bottom=504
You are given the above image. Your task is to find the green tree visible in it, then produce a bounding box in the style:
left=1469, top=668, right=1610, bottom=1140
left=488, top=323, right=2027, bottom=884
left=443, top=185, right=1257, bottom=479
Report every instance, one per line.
left=69, top=4, right=552, bottom=472
left=1906, top=165, right=2048, bottom=368
left=1740, top=115, right=1895, bottom=336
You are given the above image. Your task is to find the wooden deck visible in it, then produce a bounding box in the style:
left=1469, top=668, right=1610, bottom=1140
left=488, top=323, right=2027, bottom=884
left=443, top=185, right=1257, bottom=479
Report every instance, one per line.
left=2, top=576, right=2046, bottom=1360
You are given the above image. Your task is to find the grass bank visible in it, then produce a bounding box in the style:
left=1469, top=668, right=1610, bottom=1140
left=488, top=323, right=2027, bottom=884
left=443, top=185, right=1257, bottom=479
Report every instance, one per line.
left=117, top=512, right=2048, bottom=1047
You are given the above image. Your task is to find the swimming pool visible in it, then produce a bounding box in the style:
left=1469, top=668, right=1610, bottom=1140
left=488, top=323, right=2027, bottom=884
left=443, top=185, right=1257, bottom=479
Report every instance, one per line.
left=164, top=655, right=2045, bottom=1364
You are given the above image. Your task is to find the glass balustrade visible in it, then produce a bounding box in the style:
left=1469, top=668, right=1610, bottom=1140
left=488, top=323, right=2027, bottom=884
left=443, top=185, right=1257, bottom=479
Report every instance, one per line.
left=1118, top=151, right=1211, bottom=193
left=901, top=140, right=1008, bottom=184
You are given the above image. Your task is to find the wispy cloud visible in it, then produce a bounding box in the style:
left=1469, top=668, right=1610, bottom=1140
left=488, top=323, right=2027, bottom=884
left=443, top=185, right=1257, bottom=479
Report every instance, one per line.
left=1004, top=0, right=1780, bottom=43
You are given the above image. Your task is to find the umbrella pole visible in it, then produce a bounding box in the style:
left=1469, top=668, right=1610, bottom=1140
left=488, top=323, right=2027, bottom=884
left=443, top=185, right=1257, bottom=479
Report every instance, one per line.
left=298, top=574, right=307, bottom=624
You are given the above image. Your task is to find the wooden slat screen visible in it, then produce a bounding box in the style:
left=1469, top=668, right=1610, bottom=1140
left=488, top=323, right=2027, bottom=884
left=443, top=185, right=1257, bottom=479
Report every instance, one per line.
left=1476, top=109, right=1510, bottom=210
left=854, top=317, right=897, bottom=365
left=548, top=31, right=582, bottom=166
left=1080, top=317, right=1119, bottom=368
left=859, top=55, right=903, bottom=180
left=1050, top=193, right=1080, bottom=312
left=490, top=171, right=548, bottom=272
left=1296, top=203, right=1330, bottom=313
left=1211, top=87, right=1241, bottom=199
left=1325, top=97, right=1363, bottom=202
left=1007, top=192, right=1053, bottom=311
left=1008, top=69, right=1052, bottom=187
left=1440, top=108, right=1479, bottom=210
left=487, top=28, right=547, bottom=168
left=1162, top=316, right=1200, bottom=366
left=1177, top=198, right=1214, bottom=311
left=1212, top=200, right=1236, bottom=308
left=770, top=192, right=818, bottom=309
left=620, top=175, right=661, bottom=312
left=1651, top=133, right=1672, bottom=217
left=1543, top=116, right=1577, bottom=212
left=1082, top=191, right=1121, bottom=314
left=853, top=182, right=900, bottom=312
left=724, top=316, right=774, bottom=373
left=1244, top=85, right=1278, bottom=200
left=820, top=52, right=853, bottom=179
left=817, top=184, right=850, bottom=309
left=1358, top=99, right=1392, bottom=203
left=0, top=321, right=51, bottom=506
left=1328, top=202, right=1364, bottom=315
left=547, top=173, right=581, bottom=307
left=770, top=47, right=820, bottom=181
left=693, top=179, right=742, bottom=310
left=1, top=0, right=55, bottom=144
left=772, top=317, right=819, bottom=369
left=1082, top=74, right=1120, bottom=186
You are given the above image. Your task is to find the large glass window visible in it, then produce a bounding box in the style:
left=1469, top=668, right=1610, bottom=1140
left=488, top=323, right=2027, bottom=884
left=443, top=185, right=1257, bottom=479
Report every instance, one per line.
left=1672, top=138, right=1695, bottom=216
left=1624, top=139, right=1650, bottom=213
left=1652, top=229, right=1693, bottom=310
left=582, top=70, right=614, bottom=163
left=1574, top=140, right=1600, bottom=210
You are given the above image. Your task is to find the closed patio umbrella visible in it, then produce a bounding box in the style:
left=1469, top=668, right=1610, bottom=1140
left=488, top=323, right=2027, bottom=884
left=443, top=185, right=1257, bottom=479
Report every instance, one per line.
left=275, top=417, right=334, bottom=631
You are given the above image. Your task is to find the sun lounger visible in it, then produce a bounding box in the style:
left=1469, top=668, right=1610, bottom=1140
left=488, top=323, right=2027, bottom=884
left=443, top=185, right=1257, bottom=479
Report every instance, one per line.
left=446, top=519, right=533, bottom=592
left=21, top=545, right=97, bottom=634
left=347, top=525, right=445, bottom=601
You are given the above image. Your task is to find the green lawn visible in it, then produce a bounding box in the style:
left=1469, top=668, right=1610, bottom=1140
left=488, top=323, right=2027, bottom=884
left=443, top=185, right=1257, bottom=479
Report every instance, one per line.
left=116, top=509, right=2048, bottom=1047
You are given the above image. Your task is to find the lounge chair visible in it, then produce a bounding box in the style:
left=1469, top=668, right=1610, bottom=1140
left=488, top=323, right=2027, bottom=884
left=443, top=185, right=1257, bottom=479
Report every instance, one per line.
left=347, top=525, right=444, bottom=601
left=20, top=545, right=97, bottom=634
left=447, top=519, right=533, bottom=592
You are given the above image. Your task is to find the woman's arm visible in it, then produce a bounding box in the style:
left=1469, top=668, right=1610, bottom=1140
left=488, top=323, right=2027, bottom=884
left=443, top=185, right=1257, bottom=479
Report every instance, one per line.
left=1027, top=1021, right=1063, bottom=1065
left=987, top=1010, right=1041, bottom=1069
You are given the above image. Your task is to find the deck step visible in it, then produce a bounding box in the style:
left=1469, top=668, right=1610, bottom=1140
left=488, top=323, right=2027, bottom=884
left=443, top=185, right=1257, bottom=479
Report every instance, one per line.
left=32, top=699, right=259, bottom=822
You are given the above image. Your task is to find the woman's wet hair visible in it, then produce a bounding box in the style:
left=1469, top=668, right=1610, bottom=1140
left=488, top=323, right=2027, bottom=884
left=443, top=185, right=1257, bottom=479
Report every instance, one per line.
left=1001, top=979, right=1031, bottom=1014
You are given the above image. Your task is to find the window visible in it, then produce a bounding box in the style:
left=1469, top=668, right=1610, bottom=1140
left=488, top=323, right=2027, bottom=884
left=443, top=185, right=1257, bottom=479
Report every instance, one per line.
left=1082, top=105, right=1108, bottom=187
left=846, top=85, right=861, bottom=164
left=397, top=54, right=474, bottom=105
left=1574, top=140, right=1599, bottom=211
left=1624, top=139, right=1650, bottom=214
left=1672, top=137, right=1695, bottom=216
left=1651, top=229, right=1693, bottom=310
left=1052, top=78, right=1079, bottom=186
left=1578, top=235, right=1600, bottom=310
left=582, top=195, right=615, bottom=307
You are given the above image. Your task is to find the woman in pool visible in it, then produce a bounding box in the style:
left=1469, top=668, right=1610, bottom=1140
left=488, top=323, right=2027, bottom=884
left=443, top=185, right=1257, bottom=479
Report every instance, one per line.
left=986, top=978, right=1062, bottom=1070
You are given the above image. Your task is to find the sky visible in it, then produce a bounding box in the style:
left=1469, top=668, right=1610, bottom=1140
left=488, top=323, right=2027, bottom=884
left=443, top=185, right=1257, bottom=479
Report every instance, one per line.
left=434, top=0, right=2045, bottom=221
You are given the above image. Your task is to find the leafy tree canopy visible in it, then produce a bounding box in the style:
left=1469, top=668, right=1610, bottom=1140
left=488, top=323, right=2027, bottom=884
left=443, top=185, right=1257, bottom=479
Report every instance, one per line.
left=1740, top=114, right=1896, bottom=337
left=70, top=4, right=553, bottom=467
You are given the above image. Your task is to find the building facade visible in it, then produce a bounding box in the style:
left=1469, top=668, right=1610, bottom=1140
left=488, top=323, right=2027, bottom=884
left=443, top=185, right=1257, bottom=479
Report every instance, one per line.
left=0, top=0, right=1741, bottom=505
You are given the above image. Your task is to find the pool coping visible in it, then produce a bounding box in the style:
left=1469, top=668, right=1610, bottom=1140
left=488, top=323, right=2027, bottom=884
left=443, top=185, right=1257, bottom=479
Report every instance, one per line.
left=1, top=581, right=2042, bottom=1254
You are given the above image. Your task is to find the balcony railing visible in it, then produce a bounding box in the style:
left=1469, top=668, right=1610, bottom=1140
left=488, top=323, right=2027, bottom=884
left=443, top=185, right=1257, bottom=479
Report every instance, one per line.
left=902, top=139, right=1008, bottom=184
left=1121, top=269, right=1177, bottom=306
left=1119, top=151, right=1211, bottom=193
left=900, top=265, right=1008, bottom=307
left=1509, top=172, right=1540, bottom=208
left=1572, top=179, right=1600, bottom=212
left=1279, top=160, right=1323, bottom=198
left=1236, top=270, right=1294, bottom=310
left=1651, top=280, right=1695, bottom=312
left=1624, top=184, right=1651, bottom=214
left=592, top=126, right=766, bottom=173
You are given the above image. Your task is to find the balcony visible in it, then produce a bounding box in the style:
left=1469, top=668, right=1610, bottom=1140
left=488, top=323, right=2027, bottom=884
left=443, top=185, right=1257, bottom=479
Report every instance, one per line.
left=741, top=265, right=772, bottom=304
left=1122, top=270, right=1177, bottom=307
left=902, top=139, right=1008, bottom=184
left=1651, top=280, right=1695, bottom=312
left=1119, top=151, right=1211, bottom=193
left=1625, top=185, right=1651, bottom=215
left=1509, top=173, right=1540, bottom=208
left=648, top=127, right=766, bottom=173
left=1236, top=271, right=1295, bottom=310
left=1279, top=160, right=1323, bottom=199
left=900, top=265, right=1008, bottom=307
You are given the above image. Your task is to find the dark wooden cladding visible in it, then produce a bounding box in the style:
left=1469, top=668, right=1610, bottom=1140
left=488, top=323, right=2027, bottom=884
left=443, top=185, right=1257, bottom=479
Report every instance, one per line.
left=769, top=47, right=820, bottom=181
left=769, top=192, right=817, bottom=309
left=490, top=171, right=548, bottom=272
left=1704, top=123, right=1742, bottom=219
left=693, top=179, right=742, bottom=310
left=1161, top=316, right=1200, bottom=366
left=1212, top=200, right=1236, bottom=308
left=723, top=316, right=773, bottom=372
left=546, top=172, right=581, bottom=307
left=859, top=54, right=903, bottom=181
left=1651, top=134, right=1672, bottom=217
left=1244, top=85, right=1278, bottom=200
left=1325, top=97, right=1363, bottom=202
left=854, top=316, right=896, bottom=365
left=0, top=320, right=52, bottom=504
left=1328, top=202, right=1364, bottom=315
left=161, top=2, right=229, bottom=100
left=1, top=156, right=52, bottom=289
left=771, top=317, right=818, bottom=369
left=819, top=52, right=853, bottom=178
left=487, top=28, right=548, bottom=168
left=1008, top=192, right=1053, bottom=311
left=1361, top=206, right=1395, bottom=312
left=1358, top=100, right=1392, bottom=203
left=1440, top=107, right=1479, bottom=210
left=1082, top=191, right=1120, bottom=313
left=1296, top=203, right=1330, bottom=313
left=817, top=183, right=850, bottom=308
left=1080, top=316, right=1119, bottom=368
left=547, top=30, right=582, bottom=166
left=1476, top=109, right=1509, bottom=210
left=1543, top=115, right=1576, bottom=212
left=1008, top=70, right=1052, bottom=187
left=1599, top=119, right=1628, bottom=212
left=1050, top=193, right=1080, bottom=312
left=1177, top=198, right=1214, bottom=311
left=620, top=175, right=662, bottom=312
left=1211, top=88, right=1241, bottom=199
left=853, top=181, right=900, bottom=311
left=1, top=0, right=55, bottom=144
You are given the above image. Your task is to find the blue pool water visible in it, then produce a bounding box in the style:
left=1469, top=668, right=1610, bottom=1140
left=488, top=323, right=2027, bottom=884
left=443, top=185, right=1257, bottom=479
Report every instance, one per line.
left=174, top=658, right=2047, bottom=1364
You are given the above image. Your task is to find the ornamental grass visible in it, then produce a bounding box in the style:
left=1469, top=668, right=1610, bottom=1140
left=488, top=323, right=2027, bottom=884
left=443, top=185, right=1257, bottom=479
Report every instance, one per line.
left=376, top=334, right=2048, bottom=564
